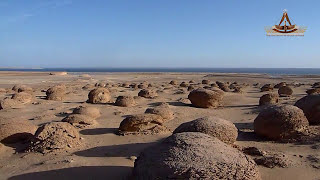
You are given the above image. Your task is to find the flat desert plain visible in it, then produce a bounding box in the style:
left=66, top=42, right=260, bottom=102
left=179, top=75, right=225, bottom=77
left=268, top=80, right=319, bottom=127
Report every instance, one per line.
left=0, top=71, right=319, bottom=180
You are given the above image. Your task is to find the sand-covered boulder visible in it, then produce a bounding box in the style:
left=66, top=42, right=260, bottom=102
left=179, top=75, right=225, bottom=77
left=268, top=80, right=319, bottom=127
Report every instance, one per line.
left=0, top=98, right=19, bottom=110
left=145, top=104, right=174, bottom=121
left=188, top=88, right=223, bottom=108
left=118, top=114, right=165, bottom=135
left=202, top=79, right=210, bottom=84
left=115, top=95, right=136, bottom=107
left=87, top=88, right=111, bottom=104
left=62, top=114, right=97, bottom=128
left=261, top=84, right=273, bottom=92
left=46, top=85, right=66, bottom=101
left=0, top=121, right=37, bottom=143
left=274, top=82, right=286, bottom=89
left=17, top=86, right=33, bottom=94
left=11, top=92, right=33, bottom=104
left=169, top=80, right=178, bottom=85
left=187, top=85, right=195, bottom=91
left=306, top=88, right=320, bottom=95
left=278, top=86, right=293, bottom=97
left=294, top=94, right=320, bottom=125
left=189, top=80, right=195, bottom=84
left=12, top=84, right=25, bottom=92
left=254, top=105, right=309, bottom=140
left=216, top=81, right=230, bottom=92
left=72, top=106, right=101, bottom=119
left=233, top=87, right=244, bottom=93
left=259, top=93, right=279, bottom=106
left=179, top=82, right=189, bottom=87
left=28, top=122, right=81, bottom=153
left=133, top=132, right=261, bottom=180
left=95, top=82, right=106, bottom=88
left=173, top=117, right=237, bottom=144
left=138, top=83, right=148, bottom=89
left=138, top=89, right=157, bottom=99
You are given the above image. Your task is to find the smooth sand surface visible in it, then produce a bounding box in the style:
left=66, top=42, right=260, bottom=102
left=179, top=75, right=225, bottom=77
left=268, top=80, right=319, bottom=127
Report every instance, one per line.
left=0, top=71, right=319, bottom=180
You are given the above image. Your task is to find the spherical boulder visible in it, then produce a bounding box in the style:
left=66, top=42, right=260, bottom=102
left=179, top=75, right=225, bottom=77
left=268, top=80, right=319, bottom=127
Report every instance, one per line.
left=261, top=84, right=273, bottom=92
left=294, top=94, right=320, bottom=125
left=259, top=93, right=279, bottom=106
left=46, top=85, right=66, bottom=101
left=0, top=121, right=37, bottom=143
left=188, top=88, right=223, bottom=108
left=62, top=114, right=97, bottom=128
left=278, top=86, right=293, bottom=97
left=28, top=122, right=82, bottom=153
left=202, top=79, right=210, bottom=84
left=87, top=88, right=111, bottom=104
left=133, top=132, right=261, bottom=180
left=11, top=92, right=33, bottom=104
left=119, top=114, right=165, bottom=134
left=254, top=105, right=309, bottom=140
left=72, top=106, right=101, bottom=119
left=173, top=116, right=238, bottom=144
left=145, top=104, right=174, bottom=121
left=138, top=89, right=157, bottom=99
left=115, top=95, right=136, bottom=107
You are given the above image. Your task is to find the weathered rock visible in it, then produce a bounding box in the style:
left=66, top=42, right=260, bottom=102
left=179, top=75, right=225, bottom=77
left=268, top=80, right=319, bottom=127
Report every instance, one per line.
left=202, top=79, right=210, bottom=84
left=46, top=85, right=66, bottom=101
left=188, top=88, right=223, bottom=108
left=72, top=106, right=101, bottom=119
left=173, top=116, right=238, bottom=144
left=11, top=92, right=33, bottom=104
left=261, top=84, right=273, bottom=92
left=180, top=82, right=189, bottom=87
left=118, top=114, right=165, bottom=134
left=254, top=105, right=309, bottom=140
left=62, top=114, right=97, bottom=128
left=0, top=98, right=19, bottom=110
left=114, top=96, right=135, bottom=107
left=278, top=86, right=293, bottom=97
left=138, top=89, right=157, bottom=99
left=259, top=93, right=279, bottom=106
left=145, top=105, right=174, bottom=121
left=87, top=88, right=111, bottom=104
left=295, top=94, right=320, bottom=125
left=133, top=132, right=261, bottom=180
left=169, top=80, right=178, bottom=85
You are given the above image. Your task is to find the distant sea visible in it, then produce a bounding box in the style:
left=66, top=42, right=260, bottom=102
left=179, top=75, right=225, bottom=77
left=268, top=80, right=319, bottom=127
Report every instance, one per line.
left=1, top=68, right=320, bottom=75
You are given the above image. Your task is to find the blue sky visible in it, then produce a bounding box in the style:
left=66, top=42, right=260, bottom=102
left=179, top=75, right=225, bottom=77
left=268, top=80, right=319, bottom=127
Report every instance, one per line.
left=0, top=0, right=319, bottom=68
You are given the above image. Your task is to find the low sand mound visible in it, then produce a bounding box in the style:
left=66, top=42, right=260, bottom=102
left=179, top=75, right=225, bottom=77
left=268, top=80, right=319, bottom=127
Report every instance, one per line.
left=145, top=104, right=174, bottom=121
left=173, top=116, right=237, bottom=144
left=179, top=82, right=189, bottom=87
left=295, top=94, right=320, bottom=125
left=49, top=72, right=68, bottom=76
left=11, top=92, right=33, bottom=104
left=254, top=105, right=309, bottom=140
left=202, top=79, right=210, bottom=84
left=188, top=88, right=223, bottom=108
left=12, top=84, right=25, bottom=92
left=169, top=80, right=178, bottom=85
left=17, top=86, right=33, bottom=93
left=306, top=88, right=320, bottom=95
left=278, top=86, right=293, bottom=97
left=62, top=114, right=97, bottom=128
left=46, top=85, right=66, bottom=101
left=0, top=88, right=6, bottom=93
left=261, top=84, right=273, bottom=92
left=28, top=122, right=82, bottom=153
left=133, top=132, right=261, bottom=179
left=87, top=88, right=111, bottom=104
left=72, top=106, right=101, bottom=119
left=259, top=93, right=279, bottom=106
left=233, top=87, right=244, bottom=93
left=189, top=80, right=195, bottom=84
left=118, top=114, right=166, bottom=135
left=138, top=89, right=157, bottom=99
left=0, top=98, right=19, bottom=110
left=0, top=121, right=37, bottom=143
left=115, top=95, right=136, bottom=107
left=274, top=82, right=286, bottom=89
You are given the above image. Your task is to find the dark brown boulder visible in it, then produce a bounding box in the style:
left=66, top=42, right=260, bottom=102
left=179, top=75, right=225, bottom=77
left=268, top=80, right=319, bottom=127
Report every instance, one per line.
left=295, top=94, right=320, bottom=125
left=188, top=88, right=223, bottom=108
left=259, top=93, right=279, bottom=106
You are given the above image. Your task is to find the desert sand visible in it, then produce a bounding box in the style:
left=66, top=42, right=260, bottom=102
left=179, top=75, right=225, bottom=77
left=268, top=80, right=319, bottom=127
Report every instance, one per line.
left=0, top=71, right=319, bottom=180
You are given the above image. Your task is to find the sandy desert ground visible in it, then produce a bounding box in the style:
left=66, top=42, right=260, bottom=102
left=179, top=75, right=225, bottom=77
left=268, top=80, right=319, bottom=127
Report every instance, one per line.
left=0, top=71, right=319, bottom=180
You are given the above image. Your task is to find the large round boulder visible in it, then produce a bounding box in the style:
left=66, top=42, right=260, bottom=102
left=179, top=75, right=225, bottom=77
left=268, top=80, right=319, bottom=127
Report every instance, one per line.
left=202, top=79, right=210, bottom=84
left=254, top=105, right=309, bottom=140
left=188, top=88, right=223, bottom=108
left=173, top=117, right=237, bottom=144
left=133, top=132, right=261, bottom=180
left=138, top=89, right=157, bottom=99
left=294, top=94, right=320, bottom=125
left=118, top=114, right=165, bottom=134
left=115, top=95, right=136, bottom=107
left=278, top=86, right=293, bottom=97
left=72, top=106, right=101, bottom=119
left=87, top=88, right=111, bottom=104
left=28, top=122, right=82, bottom=153
left=0, top=121, right=37, bottom=143
left=46, top=85, right=66, bottom=101
left=259, top=93, right=279, bottom=106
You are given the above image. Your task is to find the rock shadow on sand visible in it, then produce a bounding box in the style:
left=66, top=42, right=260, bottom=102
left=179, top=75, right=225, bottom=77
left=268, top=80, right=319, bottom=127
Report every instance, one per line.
left=74, top=142, right=158, bottom=158
left=234, top=122, right=265, bottom=142
left=8, top=166, right=132, bottom=180
left=80, top=128, right=118, bottom=135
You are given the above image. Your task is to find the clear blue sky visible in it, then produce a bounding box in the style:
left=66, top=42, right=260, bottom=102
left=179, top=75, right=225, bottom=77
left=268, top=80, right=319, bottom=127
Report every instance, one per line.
left=0, top=0, right=319, bottom=68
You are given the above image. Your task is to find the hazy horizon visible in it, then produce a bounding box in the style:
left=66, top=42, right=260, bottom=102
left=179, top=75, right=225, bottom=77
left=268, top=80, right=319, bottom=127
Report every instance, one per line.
left=1, top=0, right=319, bottom=68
